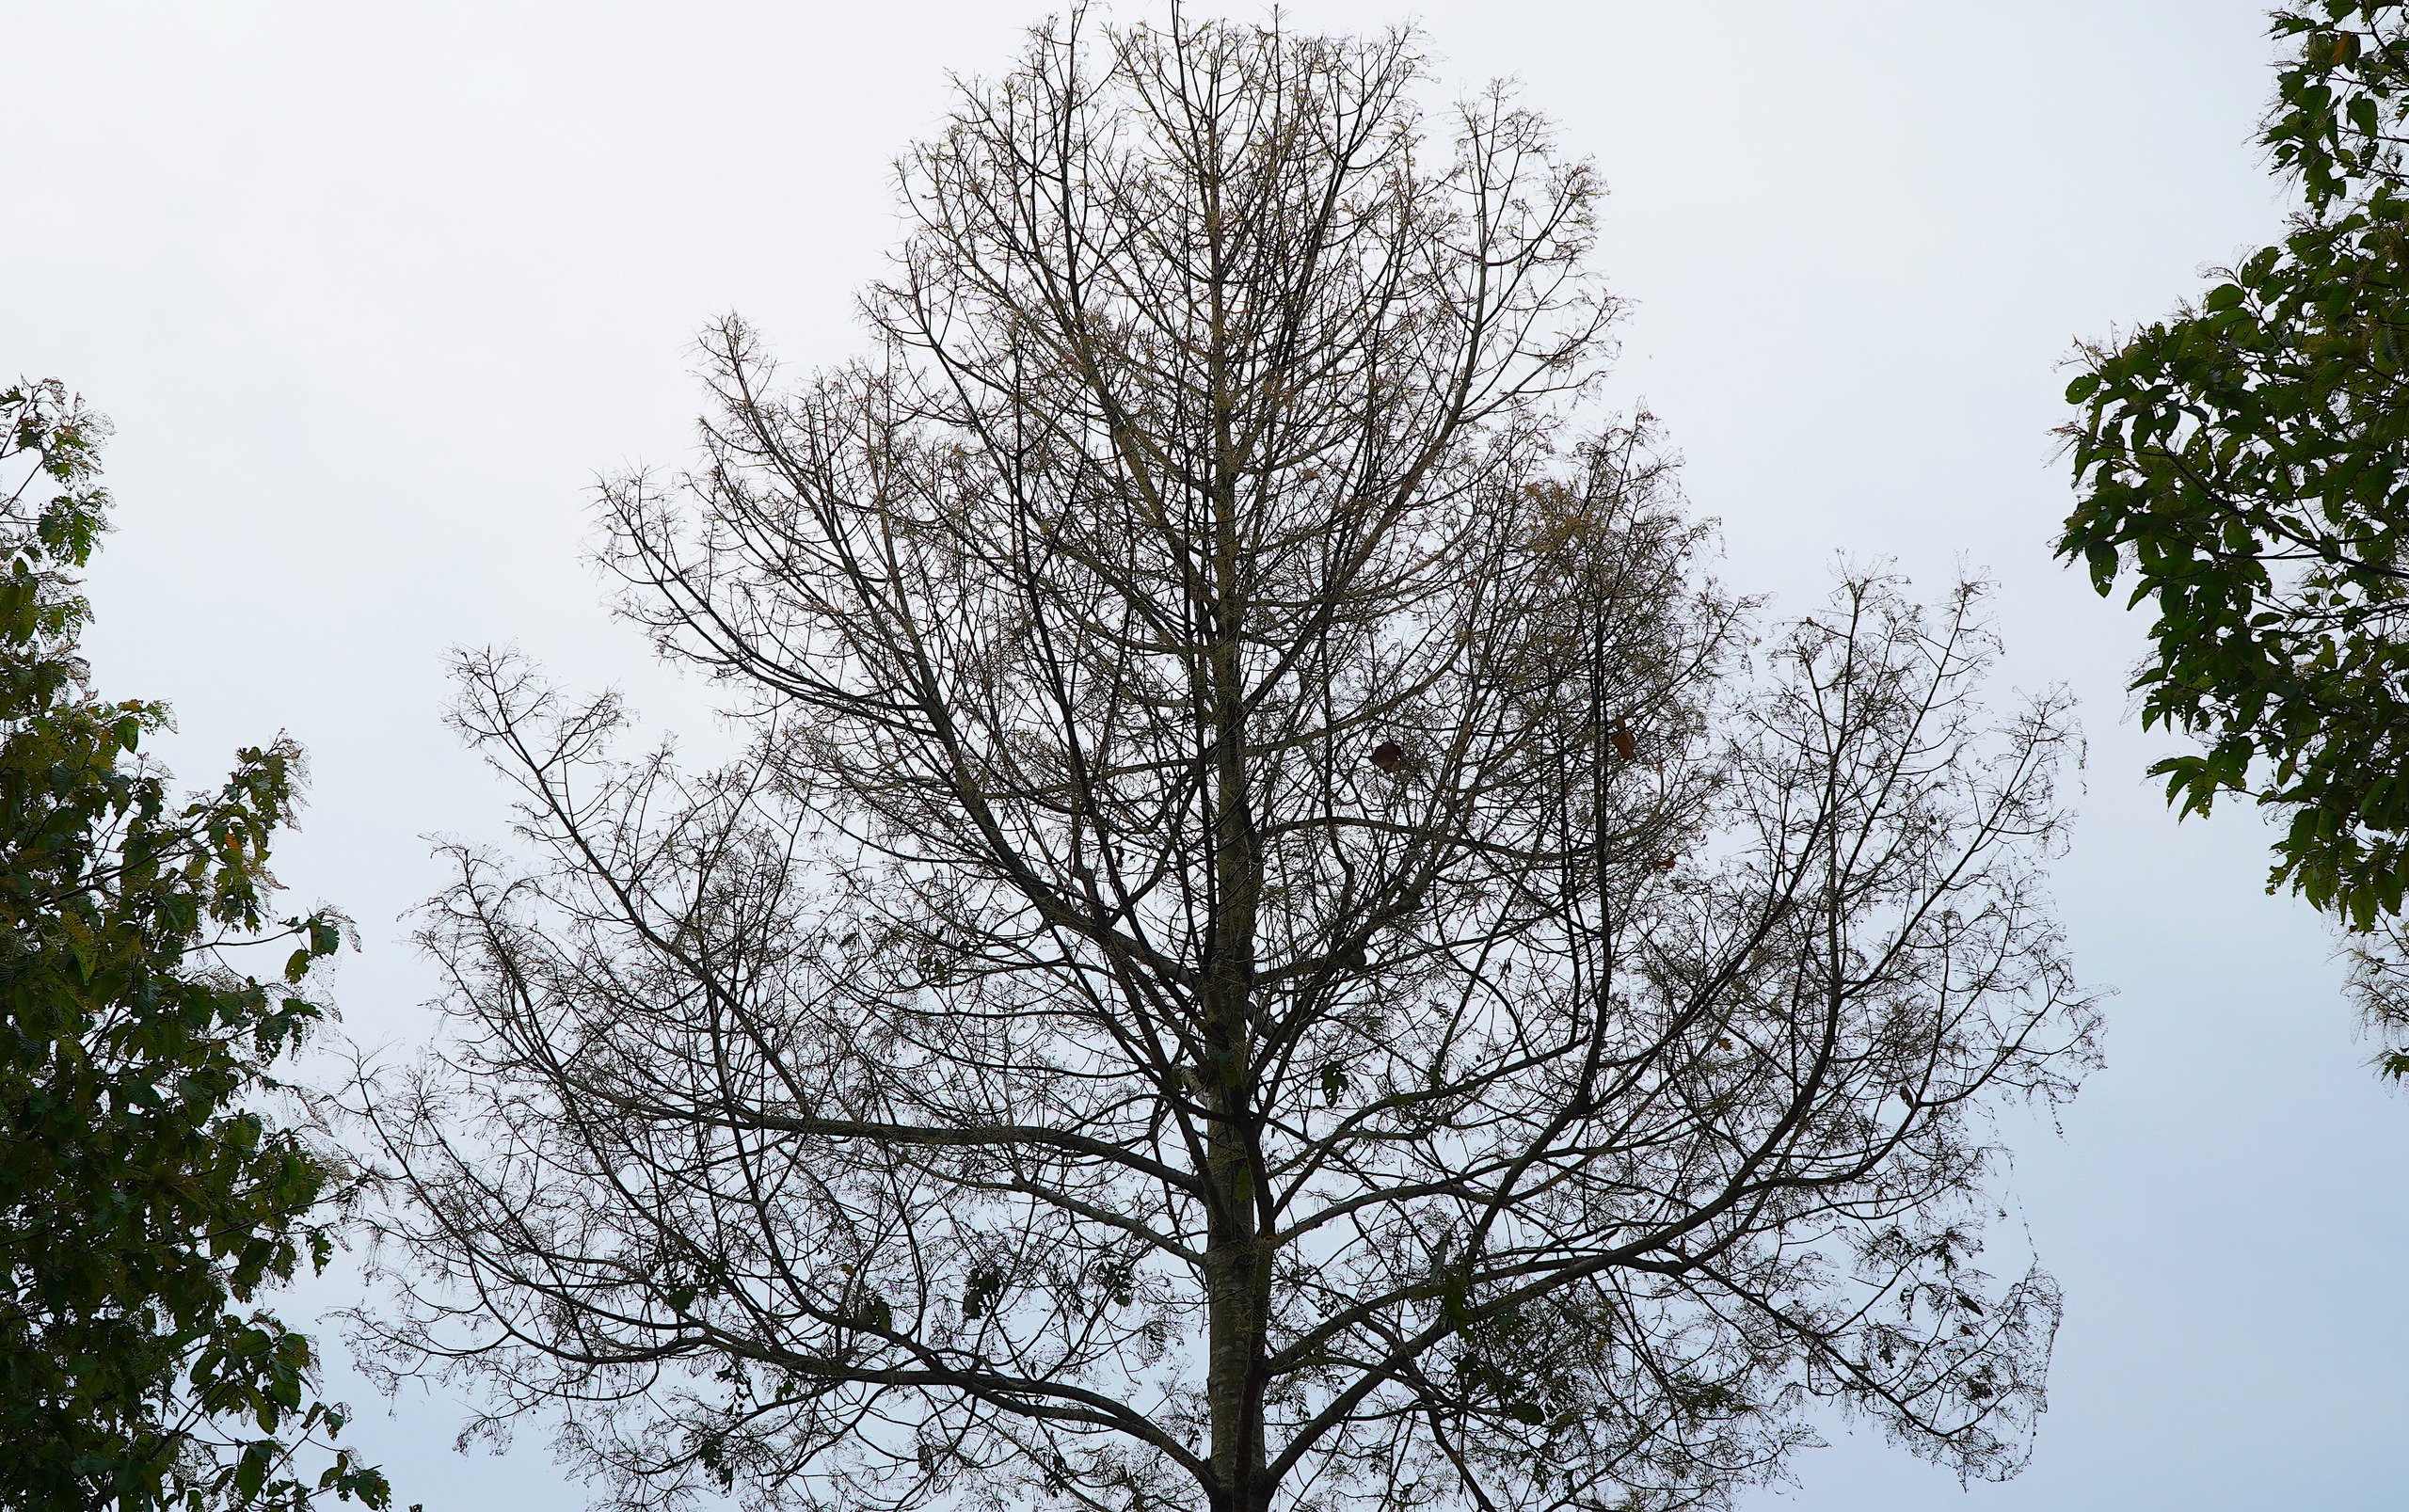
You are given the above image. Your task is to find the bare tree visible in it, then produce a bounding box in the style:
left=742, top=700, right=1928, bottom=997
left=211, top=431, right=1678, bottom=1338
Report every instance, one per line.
left=351, top=12, right=2097, bottom=1512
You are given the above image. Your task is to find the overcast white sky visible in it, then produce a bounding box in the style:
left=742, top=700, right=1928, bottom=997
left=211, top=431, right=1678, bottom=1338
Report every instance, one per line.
left=6, top=1, right=2403, bottom=1506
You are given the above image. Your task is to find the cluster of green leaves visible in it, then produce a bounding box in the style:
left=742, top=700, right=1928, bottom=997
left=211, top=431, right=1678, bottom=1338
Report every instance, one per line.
left=0, top=380, right=396, bottom=1509
left=2060, top=2, right=2409, bottom=1069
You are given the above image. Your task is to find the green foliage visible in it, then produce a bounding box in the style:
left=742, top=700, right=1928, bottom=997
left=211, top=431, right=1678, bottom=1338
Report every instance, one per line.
left=0, top=380, right=396, bottom=1509
left=2059, top=3, right=2409, bottom=1072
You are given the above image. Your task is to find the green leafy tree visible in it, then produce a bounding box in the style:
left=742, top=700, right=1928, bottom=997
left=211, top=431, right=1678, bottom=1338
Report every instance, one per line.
left=0, top=380, right=396, bottom=1510
left=2059, top=1, right=2409, bottom=1073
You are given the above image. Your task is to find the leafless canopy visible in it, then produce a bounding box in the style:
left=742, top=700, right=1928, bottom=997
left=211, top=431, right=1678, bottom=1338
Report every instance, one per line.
left=354, top=12, right=2096, bottom=1512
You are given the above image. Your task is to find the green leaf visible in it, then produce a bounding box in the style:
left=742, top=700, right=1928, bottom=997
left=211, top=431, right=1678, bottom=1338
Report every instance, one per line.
left=0, top=382, right=388, bottom=1511
left=2060, top=1, right=2409, bottom=1089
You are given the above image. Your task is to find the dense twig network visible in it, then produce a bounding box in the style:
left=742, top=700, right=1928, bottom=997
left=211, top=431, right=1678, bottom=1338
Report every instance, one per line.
left=349, top=12, right=2096, bottom=1512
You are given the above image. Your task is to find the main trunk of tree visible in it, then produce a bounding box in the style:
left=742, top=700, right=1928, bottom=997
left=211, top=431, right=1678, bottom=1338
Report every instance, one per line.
left=1202, top=424, right=1271, bottom=1512
left=1203, top=1099, right=1270, bottom=1512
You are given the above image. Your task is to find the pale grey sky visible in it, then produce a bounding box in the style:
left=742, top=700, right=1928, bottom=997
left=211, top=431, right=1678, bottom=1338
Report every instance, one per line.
left=5, top=2, right=2401, bottom=1506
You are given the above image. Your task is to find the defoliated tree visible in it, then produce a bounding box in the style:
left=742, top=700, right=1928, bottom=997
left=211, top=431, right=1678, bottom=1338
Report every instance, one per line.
left=358, top=15, right=2096, bottom=1512
left=2060, top=1, right=2409, bottom=1072
left=0, top=381, right=395, bottom=1511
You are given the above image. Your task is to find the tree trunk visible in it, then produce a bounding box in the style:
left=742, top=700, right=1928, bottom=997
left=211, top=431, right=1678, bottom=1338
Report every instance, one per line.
left=1204, top=1106, right=1269, bottom=1512
left=1202, top=386, right=1271, bottom=1507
